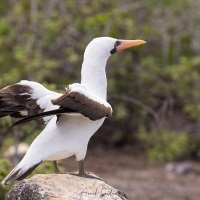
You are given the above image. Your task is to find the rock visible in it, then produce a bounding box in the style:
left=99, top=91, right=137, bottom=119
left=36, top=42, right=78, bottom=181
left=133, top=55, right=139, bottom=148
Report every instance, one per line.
left=5, top=174, right=128, bottom=200
left=175, top=162, right=193, bottom=175
left=165, top=161, right=195, bottom=175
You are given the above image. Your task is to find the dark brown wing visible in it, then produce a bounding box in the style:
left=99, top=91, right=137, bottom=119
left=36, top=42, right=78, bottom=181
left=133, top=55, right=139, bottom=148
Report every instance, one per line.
left=0, top=84, right=43, bottom=123
left=52, top=91, right=112, bottom=120
left=12, top=90, right=112, bottom=127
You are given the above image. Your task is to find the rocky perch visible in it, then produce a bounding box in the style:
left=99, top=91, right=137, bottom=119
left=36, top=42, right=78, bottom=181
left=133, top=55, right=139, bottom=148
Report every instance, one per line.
left=5, top=174, right=128, bottom=200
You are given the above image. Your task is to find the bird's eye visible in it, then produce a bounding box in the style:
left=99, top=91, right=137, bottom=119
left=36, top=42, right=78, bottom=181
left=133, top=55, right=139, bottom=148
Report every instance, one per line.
left=111, top=41, right=121, bottom=54
left=114, top=41, right=121, bottom=48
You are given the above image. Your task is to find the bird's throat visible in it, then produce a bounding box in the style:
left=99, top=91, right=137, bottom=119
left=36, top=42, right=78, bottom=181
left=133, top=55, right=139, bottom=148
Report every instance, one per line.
left=81, top=59, right=107, bottom=100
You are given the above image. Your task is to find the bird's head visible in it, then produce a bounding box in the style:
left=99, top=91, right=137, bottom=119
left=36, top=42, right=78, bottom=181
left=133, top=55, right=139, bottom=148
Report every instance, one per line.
left=84, top=37, right=146, bottom=60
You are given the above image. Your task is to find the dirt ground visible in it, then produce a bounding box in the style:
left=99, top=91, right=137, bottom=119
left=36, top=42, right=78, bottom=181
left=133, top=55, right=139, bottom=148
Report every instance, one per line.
left=62, top=146, right=200, bottom=200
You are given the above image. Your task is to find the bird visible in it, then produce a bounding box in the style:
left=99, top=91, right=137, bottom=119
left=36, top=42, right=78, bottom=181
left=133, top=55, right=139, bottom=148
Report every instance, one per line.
left=1, top=37, right=146, bottom=185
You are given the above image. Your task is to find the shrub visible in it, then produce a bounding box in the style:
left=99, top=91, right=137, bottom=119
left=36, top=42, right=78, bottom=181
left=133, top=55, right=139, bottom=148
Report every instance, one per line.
left=0, top=158, right=12, bottom=200
left=138, top=129, right=194, bottom=162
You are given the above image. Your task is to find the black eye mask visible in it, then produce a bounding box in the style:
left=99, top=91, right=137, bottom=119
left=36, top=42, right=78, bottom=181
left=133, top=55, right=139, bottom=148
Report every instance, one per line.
left=110, top=40, right=122, bottom=54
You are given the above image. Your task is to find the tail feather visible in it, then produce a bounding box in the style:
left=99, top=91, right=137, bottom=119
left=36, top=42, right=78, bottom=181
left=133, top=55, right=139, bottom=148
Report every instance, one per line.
left=17, top=162, right=41, bottom=181
left=2, top=162, right=41, bottom=185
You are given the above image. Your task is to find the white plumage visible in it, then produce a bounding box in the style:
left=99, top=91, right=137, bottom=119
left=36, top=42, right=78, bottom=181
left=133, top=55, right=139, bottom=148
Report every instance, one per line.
left=1, top=37, right=145, bottom=185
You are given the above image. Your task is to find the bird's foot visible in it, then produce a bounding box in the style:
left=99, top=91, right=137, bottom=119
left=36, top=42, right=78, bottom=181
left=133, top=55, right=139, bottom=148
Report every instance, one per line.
left=69, top=171, right=105, bottom=182
left=69, top=160, right=106, bottom=182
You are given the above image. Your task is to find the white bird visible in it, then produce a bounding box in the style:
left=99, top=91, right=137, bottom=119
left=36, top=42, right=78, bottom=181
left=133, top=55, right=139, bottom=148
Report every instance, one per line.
left=1, top=37, right=146, bottom=185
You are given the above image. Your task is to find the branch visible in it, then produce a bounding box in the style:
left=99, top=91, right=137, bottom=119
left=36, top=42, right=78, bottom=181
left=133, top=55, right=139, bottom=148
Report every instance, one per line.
left=110, top=94, right=161, bottom=129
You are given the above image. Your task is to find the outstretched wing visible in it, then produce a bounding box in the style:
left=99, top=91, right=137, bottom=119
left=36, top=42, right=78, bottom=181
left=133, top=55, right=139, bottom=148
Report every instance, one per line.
left=52, top=91, right=112, bottom=120
left=12, top=83, right=113, bottom=126
left=0, top=80, right=61, bottom=124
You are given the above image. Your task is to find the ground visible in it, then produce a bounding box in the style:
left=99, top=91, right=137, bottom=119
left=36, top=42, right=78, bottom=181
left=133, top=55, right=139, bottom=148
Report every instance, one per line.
left=62, top=146, right=200, bottom=200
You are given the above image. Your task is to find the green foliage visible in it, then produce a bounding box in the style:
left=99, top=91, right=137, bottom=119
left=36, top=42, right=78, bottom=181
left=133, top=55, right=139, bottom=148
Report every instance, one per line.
left=114, top=104, right=129, bottom=120
left=164, top=57, right=200, bottom=121
left=0, top=0, right=200, bottom=162
left=32, top=162, right=54, bottom=175
left=0, top=158, right=12, bottom=199
left=25, top=161, right=64, bottom=182
left=0, top=19, right=10, bottom=37
left=138, top=129, right=200, bottom=162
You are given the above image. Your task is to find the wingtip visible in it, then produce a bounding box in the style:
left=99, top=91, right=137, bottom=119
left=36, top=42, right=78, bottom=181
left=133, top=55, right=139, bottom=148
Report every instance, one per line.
left=1, top=175, right=12, bottom=186
left=8, top=124, right=15, bottom=129
left=1, top=181, right=5, bottom=186
left=9, top=120, right=24, bottom=128
left=1, top=179, right=7, bottom=186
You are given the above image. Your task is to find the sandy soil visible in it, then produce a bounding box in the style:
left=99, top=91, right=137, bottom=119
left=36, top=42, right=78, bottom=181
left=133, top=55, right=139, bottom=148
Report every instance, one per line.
left=62, top=146, right=200, bottom=200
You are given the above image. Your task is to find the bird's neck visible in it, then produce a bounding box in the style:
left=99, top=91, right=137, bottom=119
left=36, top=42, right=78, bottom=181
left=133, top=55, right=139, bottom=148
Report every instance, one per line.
left=81, top=57, right=107, bottom=100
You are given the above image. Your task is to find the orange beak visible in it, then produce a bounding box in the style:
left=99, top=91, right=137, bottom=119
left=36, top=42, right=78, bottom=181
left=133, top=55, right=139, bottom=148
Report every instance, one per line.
left=116, top=39, right=146, bottom=51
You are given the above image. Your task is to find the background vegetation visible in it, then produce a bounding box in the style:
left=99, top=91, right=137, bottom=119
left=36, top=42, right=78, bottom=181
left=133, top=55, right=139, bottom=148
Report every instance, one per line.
left=1, top=0, right=200, bottom=195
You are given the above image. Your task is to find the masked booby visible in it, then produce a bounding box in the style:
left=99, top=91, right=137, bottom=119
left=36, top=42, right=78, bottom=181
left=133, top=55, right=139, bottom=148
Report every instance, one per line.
left=1, top=37, right=146, bottom=185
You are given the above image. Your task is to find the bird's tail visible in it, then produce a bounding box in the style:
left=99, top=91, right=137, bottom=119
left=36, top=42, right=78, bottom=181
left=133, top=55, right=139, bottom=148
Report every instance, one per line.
left=2, top=160, right=41, bottom=186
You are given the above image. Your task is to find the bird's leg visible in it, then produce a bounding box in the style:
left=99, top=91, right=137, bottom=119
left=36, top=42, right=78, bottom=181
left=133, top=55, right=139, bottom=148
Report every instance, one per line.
left=78, top=160, right=86, bottom=177
left=53, top=161, right=60, bottom=174
left=70, top=160, right=104, bottom=182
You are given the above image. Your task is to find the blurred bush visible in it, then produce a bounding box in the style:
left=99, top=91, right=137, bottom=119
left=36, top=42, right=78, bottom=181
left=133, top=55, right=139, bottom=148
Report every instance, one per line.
left=164, top=57, right=200, bottom=122
left=1, top=0, right=200, bottom=163
left=138, top=129, right=200, bottom=162
left=0, top=158, right=12, bottom=199
left=32, top=161, right=64, bottom=176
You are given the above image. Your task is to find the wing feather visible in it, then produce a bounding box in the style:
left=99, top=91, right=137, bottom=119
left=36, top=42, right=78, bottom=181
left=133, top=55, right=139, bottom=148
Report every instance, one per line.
left=0, top=81, right=61, bottom=124
left=52, top=90, right=112, bottom=120
left=0, top=84, right=41, bottom=119
left=12, top=84, right=113, bottom=126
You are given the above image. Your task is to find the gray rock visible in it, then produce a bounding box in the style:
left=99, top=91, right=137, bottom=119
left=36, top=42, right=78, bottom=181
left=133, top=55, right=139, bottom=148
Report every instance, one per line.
left=5, top=174, right=128, bottom=200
